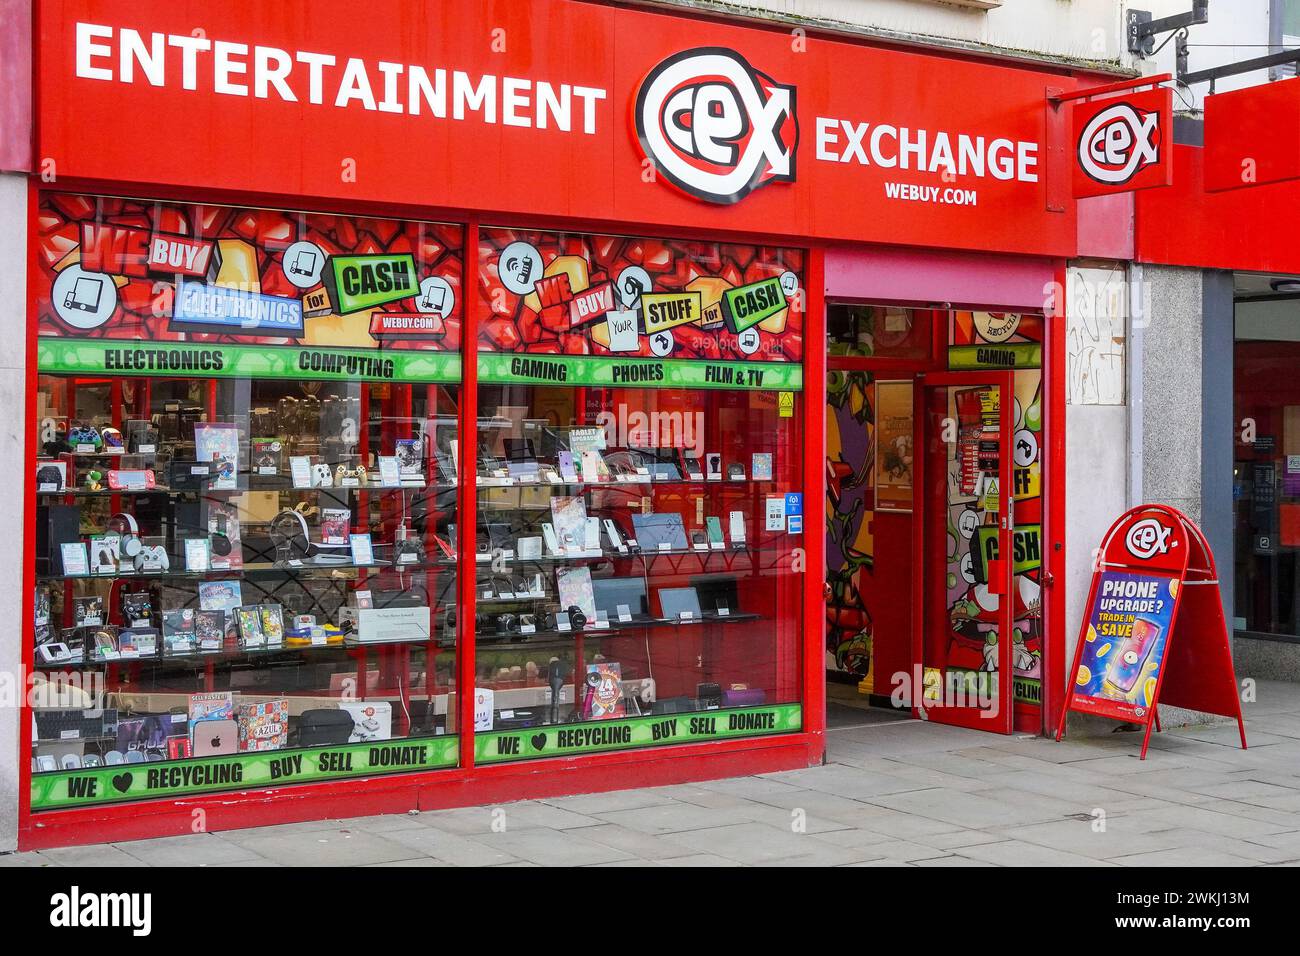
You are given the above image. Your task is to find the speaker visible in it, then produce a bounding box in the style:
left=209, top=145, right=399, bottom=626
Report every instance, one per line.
left=36, top=504, right=82, bottom=575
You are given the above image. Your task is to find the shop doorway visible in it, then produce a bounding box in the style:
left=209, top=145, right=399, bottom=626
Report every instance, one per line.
left=824, top=304, right=1047, bottom=734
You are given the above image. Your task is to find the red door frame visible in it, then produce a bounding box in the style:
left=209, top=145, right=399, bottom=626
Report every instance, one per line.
left=821, top=290, right=1065, bottom=737
left=912, top=370, right=1016, bottom=734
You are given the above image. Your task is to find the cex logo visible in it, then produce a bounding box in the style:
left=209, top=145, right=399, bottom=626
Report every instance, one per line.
left=1077, top=101, right=1161, bottom=186
left=634, top=47, right=798, bottom=204
left=1125, top=518, right=1173, bottom=560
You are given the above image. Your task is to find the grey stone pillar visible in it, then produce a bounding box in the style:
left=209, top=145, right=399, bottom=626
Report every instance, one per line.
left=0, top=172, right=27, bottom=852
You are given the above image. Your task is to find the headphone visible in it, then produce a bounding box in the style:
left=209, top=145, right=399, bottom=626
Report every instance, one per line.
left=107, top=512, right=142, bottom=558
left=209, top=511, right=233, bottom=557
left=268, top=505, right=312, bottom=561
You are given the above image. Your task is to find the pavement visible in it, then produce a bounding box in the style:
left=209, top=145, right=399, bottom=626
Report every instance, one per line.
left=7, top=679, right=1300, bottom=867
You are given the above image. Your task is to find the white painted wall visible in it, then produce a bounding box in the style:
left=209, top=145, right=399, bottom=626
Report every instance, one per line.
left=0, top=171, right=26, bottom=852
left=650, top=0, right=1126, bottom=65
left=1137, top=0, right=1275, bottom=103
left=1063, top=266, right=1129, bottom=710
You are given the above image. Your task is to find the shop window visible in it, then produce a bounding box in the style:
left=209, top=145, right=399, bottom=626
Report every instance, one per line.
left=31, top=195, right=463, bottom=809
left=470, top=228, right=805, bottom=760
left=1234, top=327, right=1300, bottom=640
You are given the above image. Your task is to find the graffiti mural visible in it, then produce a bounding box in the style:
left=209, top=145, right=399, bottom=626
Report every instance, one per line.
left=825, top=369, right=875, bottom=677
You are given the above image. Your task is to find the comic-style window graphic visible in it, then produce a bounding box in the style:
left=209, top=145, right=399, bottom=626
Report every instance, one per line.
left=37, top=194, right=463, bottom=357
left=477, top=228, right=804, bottom=364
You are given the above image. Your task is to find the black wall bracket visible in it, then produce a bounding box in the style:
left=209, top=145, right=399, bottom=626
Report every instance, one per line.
left=1127, top=3, right=1209, bottom=58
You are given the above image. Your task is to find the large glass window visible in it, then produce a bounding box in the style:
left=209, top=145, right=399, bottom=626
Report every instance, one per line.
left=31, top=195, right=462, bottom=809
left=1234, top=282, right=1300, bottom=639
left=470, top=228, right=807, bottom=761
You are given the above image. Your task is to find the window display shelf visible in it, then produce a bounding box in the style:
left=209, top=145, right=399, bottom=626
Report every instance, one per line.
left=38, top=559, right=456, bottom=584
left=35, top=633, right=444, bottom=670
left=37, top=483, right=458, bottom=500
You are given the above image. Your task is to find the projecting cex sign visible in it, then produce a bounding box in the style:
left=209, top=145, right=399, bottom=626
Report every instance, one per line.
left=1071, top=87, right=1173, bottom=198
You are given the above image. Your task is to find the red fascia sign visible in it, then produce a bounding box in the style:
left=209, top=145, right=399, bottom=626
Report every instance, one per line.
left=1056, top=505, right=1246, bottom=759
left=1204, top=76, right=1300, bottom=192
left=1071, top=86, right=1173, bottom=198
left=35, top=0, right=1084, bottom=257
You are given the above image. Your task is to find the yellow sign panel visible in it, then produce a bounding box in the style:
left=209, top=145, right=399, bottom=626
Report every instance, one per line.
left=642, top=292, right=703, bottom=334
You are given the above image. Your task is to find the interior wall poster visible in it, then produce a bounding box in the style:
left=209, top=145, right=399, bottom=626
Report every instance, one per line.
left=874, top=380, right=914, bottom=513
left=36, top=194, right=464, bottom=382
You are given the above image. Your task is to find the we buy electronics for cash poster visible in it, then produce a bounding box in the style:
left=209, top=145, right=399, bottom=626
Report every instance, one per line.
left=1072, top=571, right=1179, bottom=722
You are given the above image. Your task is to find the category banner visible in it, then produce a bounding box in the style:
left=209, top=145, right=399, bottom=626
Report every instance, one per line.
left=476, top=353, right=803, bottom=391
left=475, top=704, right=802, bottom=763
left=37, top=0, right=1083, bottom=257
left=31, top=736, right=460, bottom=811
left=38, top=338, right=464, bottom=383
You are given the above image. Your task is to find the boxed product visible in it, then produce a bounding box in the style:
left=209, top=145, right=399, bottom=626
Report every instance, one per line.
left=337, top=604, right=430, bottom=644
left=336, top=701, right=392, bottom=742
left=238, top=698, right=289, bottom=752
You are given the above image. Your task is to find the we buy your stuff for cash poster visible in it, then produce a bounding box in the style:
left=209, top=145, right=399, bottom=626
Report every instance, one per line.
left=1072, top=571, right=1179, bottom=722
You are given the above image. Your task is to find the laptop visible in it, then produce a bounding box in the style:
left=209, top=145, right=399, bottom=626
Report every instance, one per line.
left=593, top=577, right=650, bottom=620
left=631, top=512, right=689, bottom=550
left=692, top=575, right=740, bottom=615
left=657, top=586, right=702, bottom=621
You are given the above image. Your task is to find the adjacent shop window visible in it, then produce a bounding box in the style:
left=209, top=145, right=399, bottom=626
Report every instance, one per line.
left=31, top=195, right=463, bottom=810
left=471, top=228, right=806, bottom=761
left=1234, top=314, right=1300, bottom=641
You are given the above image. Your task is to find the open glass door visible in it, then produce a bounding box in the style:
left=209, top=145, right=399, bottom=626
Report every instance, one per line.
left=913, top=372, right=1015, bottom=732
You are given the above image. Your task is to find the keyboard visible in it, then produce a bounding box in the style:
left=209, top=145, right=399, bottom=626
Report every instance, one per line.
left=34, top=708, right=118, bottom=742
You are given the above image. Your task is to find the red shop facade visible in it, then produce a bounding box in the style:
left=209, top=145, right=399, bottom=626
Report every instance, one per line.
left=9, top=0, right=1127, bottom=848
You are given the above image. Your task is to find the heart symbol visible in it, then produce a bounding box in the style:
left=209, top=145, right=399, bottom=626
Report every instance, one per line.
left=529, top=733, right=547, bottom=752
left=111, top=772, right=133, bottom=794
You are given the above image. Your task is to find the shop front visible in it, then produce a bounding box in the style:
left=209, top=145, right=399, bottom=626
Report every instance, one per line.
left=14, top=0, right=1107, bottom=848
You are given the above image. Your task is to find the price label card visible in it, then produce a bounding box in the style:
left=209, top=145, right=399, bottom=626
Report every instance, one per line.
left=520, top=623, right=536, bottom=635
left=717, top=606, right=730, bottom=617
left=617, top=604, right=633, bottom=623
left=349, top=534, right=374, bottom=566
left=184, top=538, right=211, bottom=572
left=658, top=542, right=672, bottom=552
left=290, top=456, right=312, bottom=488
left=679, top=611, right=694, bottom=621
left=556, top=615, right=572, bottom=632
left=766, top=497, right=786, bottom=532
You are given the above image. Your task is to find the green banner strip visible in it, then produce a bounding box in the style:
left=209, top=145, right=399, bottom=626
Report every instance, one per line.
left=947, top=344, right=1042, bottom=370
left=31, top=736, right=460, bottom=811
left=477, top=353, right=804, bottom=391
left=476, top=703, right=803, bottom=763
left=37, top=338, right=462, bottom=384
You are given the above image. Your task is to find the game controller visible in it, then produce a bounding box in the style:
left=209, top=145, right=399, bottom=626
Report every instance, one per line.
left=68, top=424, right=102, bottom=450
left=133, top=545, right=170, bottom=572
left=335, top=464, right=367, bottom=484
left=311, top=462, right=334, bottom=487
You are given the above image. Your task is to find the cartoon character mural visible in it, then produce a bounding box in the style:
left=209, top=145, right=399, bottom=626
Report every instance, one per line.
left=825, top=369, right=875, bottom=677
